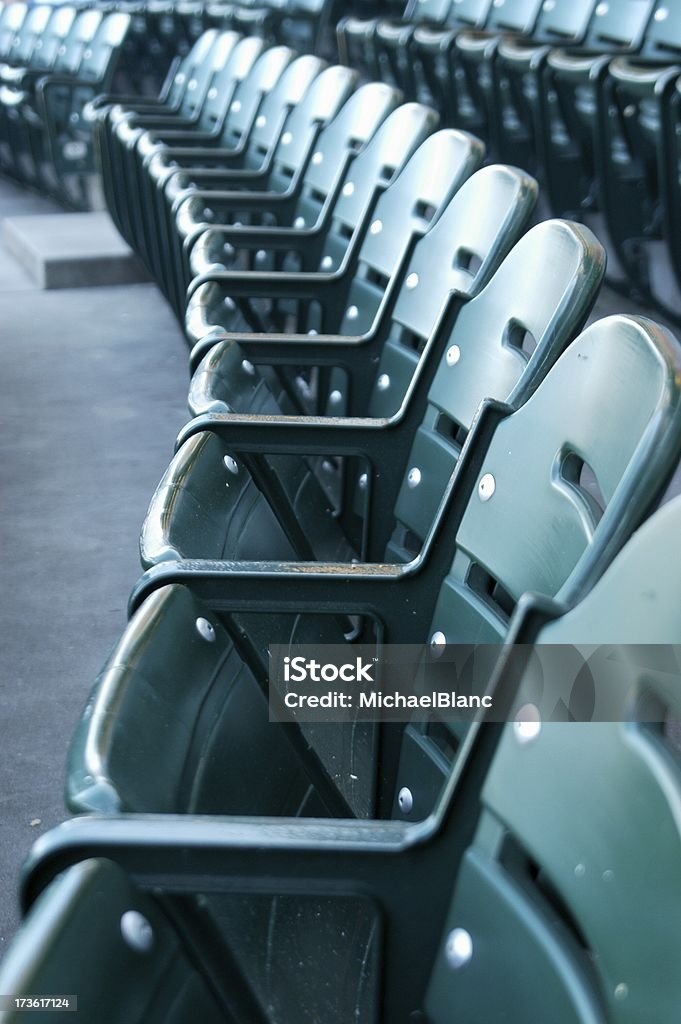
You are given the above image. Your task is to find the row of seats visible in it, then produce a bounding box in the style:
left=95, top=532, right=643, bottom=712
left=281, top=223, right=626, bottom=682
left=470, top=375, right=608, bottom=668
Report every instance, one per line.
left=0, top=4, right=137, bottom=205
left=338, top=0, right=681, bottom=324
left=1, top=22, right=681, bottom=1024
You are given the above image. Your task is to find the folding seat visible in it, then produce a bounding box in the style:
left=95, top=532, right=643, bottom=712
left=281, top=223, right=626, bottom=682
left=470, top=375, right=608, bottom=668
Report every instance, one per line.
left=490, top=0, right=596, bottom=172
left=5, top=499, right=680, bottom=1023
left=181, top=126, right=481, bottom=366
left=371, top=0, right=453, bottom=94
left=268, top=0, right=339, bottom=58
left=537, top=0, right=655, bottom=225
left=142, top=215, right=599, bottom=574
left=63, top=313, right=681, bottom=831
left=589, top=3, right=681, bottom=320
left=449, top=0, right=569, bottom=152
left=408, top=0, right=493, bottom=120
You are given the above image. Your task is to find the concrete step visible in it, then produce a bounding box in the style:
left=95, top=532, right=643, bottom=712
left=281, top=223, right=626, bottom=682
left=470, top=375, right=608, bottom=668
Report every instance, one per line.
left=1, top=211, right=149, bottom=289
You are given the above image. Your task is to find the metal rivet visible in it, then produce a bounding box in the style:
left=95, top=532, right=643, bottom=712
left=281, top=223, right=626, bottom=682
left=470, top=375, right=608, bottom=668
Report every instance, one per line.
left=358, top=472, right=368, bottom=490
left=188, top=80, right=197, bottom=91
left=623, top=104, right=636, bottom=118
left=83, top=49, right=92, bottom=59
left=195, top=617, right=216, bottom=642
left=430, top=630, right=446, bottom=656
left=312, top=150, right=323, bottom=165
left=654, top=6, right=668, bottom=21
left=346, top=305, right=359, bottom=321
left=207, top=88, right=217, bottom=100
left=120, top=911, right=154, bottom=953
left=513, top=703, right=541, bottom=744
left=241, top=359, right=255, bottom=375
left=445, top=928, right=473, bottom=970
left=231, top=99, right=241, bottom=112
left=406, top=272, right=419, bottom=290
left=294, top=215, right=305, bottom=229
left=446, top=344, right=461, bottom=366
left=329, top=389, right=342, bottom=405
left=595, top=1, right=608, bottom=14
left=223, top=297, right=235, bottom=310
left=397, top=787, right=413, bottom=814
left=370, top=219, right=382, bottom=235
left=222, top=242, right=234, bottom=257
left=307, top=329, right=318, bottom=336
left=176, top=73, right=185, bottom=84
left=58, top=45, right=66, bottom=55
left=224, top=455, right=239, bottom=475
left=602, top=869, right=614, bottom=883
left=255, top=249, right=267, bottom=263
left=255, top=115, right=266, bottom=128
left=342, top=181, right=355, bottom=197
left=614, top=983, right=629, bottom=1002
left=407, top=467, right=421, bottom=488
left=281, top=131, right=292, bottom=145
left=377, top=373, right=390, bottom=391
left=321, top=256, right=333, bottom=270
left=478, top=473, right=495, bottom=501
left=574, top=863, right=586, bottom=878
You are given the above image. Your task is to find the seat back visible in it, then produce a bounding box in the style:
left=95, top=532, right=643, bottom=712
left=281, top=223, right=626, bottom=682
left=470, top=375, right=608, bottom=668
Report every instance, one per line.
left=0, top=2, right=27, bottom=62
left=28, top=6, right=78, bottom=73
left=579, top=0, right=655, bottom=51
left=427, top=315, right=681, bottom=645
left=426, top=496, right=681, bottom=1023
left=78, top=12, right=131, bottom=84
left=287, top=81, right=402, bottom=235
left=368, top=163, right=538, bottom=420
left=326, top=128, right=484, bottom=337
left=255, top=64, right=359, bottom=195
left=233, top=53, right=328, bottom=172
left=637, top=1, right=681, bottom=62
left=213, top=45, right=297, bottom=151
left=193, top=34, right=265, bottom=134
left=0, top=858, right=225, bottom=1022
left=528, top=0, right=596, bottom=45
left=6, top=3, right=51, bottom=66
left=162, top=28, right=221, bottom=110
left=49, top=9, right=104, bottom=78
left=387, top=220, right=604, bottom=559
left=444, top=0, right=495, bottom=29
left=481, top=0, right=544, bottom=35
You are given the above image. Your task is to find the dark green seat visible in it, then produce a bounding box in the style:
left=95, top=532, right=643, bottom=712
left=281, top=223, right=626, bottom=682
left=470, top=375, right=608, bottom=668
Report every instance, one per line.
left=8, top=499, right=681, bottom=1023
left=142, top=216, right=600, bottom=573
left=67, top=241, right=672, bottom=832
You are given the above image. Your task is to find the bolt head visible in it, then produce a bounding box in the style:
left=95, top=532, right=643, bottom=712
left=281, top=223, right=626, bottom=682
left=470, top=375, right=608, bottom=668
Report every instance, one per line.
left=196, top=617, right=216, bottom=642
left=397, top=787, right=413, bottom=814
left=120, top=911, right=154, bottom=953
left=445, top=928, right=473, bottom=969
left=478, top=473, right=495, bottom=501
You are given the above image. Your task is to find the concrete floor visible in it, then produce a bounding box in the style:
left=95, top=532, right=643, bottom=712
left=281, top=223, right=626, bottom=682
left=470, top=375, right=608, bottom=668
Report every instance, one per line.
left=0, top=178, right=189, bottom=954
left=0, top=173, right=679, bottom=961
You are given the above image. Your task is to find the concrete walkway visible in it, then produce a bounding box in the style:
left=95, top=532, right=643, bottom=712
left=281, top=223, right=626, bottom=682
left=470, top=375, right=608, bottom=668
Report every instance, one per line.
left=0, top=178, right=189, bottom=954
